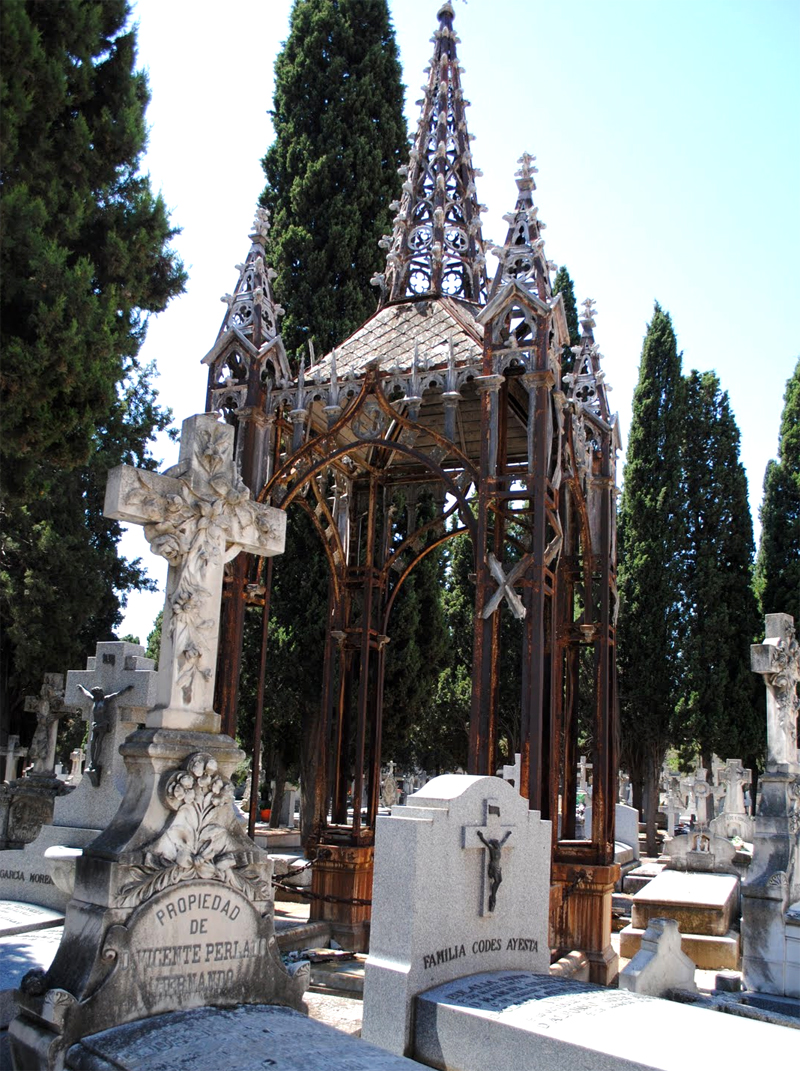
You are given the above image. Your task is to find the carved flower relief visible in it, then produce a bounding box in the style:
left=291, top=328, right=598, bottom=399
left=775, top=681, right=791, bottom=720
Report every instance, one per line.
left=119, top=753, right=269, bottom=906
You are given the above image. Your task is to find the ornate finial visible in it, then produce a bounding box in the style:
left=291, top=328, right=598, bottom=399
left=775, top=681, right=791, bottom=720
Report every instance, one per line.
left=488, top=153, right=551, bottom=301
left=377, top=3, right=486, bottom=306
left=580, top=298, right=597, bottom=328
left=251, top=206, right=271, bottom=242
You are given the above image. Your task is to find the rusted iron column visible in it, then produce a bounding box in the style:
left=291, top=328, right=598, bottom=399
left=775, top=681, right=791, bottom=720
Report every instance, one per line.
left=518, top=368, right=556, bottom=812
left=469, top=373, right=505, bottom=774
left=248, top=558, right=273, bottom=840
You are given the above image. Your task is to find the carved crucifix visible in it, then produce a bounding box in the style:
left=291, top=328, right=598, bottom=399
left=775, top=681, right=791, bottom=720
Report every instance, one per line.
left=104, top=414, right=286, bottom=733
left=23, top=674, right=69, bottom=777
left=462, top=798, right=515, bottom=916
left=751, top=613, right=800, bottom=769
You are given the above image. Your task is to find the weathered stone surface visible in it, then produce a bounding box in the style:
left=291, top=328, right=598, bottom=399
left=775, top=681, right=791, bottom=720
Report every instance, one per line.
left=618, top=917, right=697, bottom=996
left=0, top=901, right=64, bottom=938
left=413, top=970, right=796, bottom=1070
left=631, top=870, right=739, bottom=936
left=0, top=924, right=64, bottom=1028
left=64, top=1005, right=427, bottom=1070
left=619, top=924, right=739, bottom=969
left=742, top=614, right=800, bottom=999
left=362, top=774, right=551, bottom=1057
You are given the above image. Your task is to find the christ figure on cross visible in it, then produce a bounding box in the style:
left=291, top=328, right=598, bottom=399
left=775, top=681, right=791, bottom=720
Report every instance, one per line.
left=477, top=828, right=512, bottom=912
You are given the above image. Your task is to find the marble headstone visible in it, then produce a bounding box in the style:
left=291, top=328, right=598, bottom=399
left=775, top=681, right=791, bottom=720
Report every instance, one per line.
left=362, top=774, right=551, bottom=1056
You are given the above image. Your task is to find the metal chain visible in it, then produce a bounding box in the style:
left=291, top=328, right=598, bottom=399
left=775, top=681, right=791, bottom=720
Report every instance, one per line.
left=271, top=878, right=372, bottom=907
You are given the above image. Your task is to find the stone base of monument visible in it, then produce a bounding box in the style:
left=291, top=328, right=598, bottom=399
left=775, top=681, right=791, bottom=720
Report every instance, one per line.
left=61, top=1005, right=426, bottom=1070
left=411, top=970, right=796, bottom=1070
left=631, top=870, right=739, bottom=934
left=619, top=923, right=740, bottom=969
left=620, top=869, right=741, bottom=969
left=8, top=729, right=309, bottom=1071
left=550, top=861, right=620, bottom=985
left=308, top=843, right=373, bottom=951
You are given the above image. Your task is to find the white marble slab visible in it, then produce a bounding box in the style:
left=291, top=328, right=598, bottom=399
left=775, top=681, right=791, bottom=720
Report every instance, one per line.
left=64, top=1004, right=427, bottom=1070
left=0, top=899, right=64, bottom=937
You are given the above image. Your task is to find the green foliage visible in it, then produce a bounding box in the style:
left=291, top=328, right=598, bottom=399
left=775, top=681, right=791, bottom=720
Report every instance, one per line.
left=145, top=610, right=163, bottom=666
left=617, top=304, right=686, bottom=792
left=755, top=358, right=800, bottom=621
left=675, top=370, right=762, bottom=765
left=1, top=364, right=172, bottom=724
left=552, top=266, right=581, bottom=348
left=381, top=494, right=451, bottom=767
left=1, top=0, right=185, bottom=489
left=0, top=0, right=184, bottom=732
left=260, top=0, right=407, bottom=358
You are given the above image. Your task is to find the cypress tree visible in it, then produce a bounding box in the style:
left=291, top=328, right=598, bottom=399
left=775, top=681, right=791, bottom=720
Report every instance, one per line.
left=260, top=0, right=408, bottom=358
left=0, top=1, right=184, bottom=732
left=552, top=266, right=581, bottom=348
left=676, top=370, right=763, bottom=775
left=1, top=0, right=185, bottom=489
left=755, top=358, right=800, bottom=621
left=617, top=304, right=685, bottom=853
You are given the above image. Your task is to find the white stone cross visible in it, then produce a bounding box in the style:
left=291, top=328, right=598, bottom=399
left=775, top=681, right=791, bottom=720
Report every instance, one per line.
left=104, top=414, right=286, bottom=733
left=751, top=613, right=800, bottom=769
left=718, top=758, right=751, bottom=816
left=578, top=754, right=592, bottom=794
left=462, top=796, right=516, bottom=916
left=482, top=553, right=528, bottom=620
left=663, top=793, right=684, bottom=837
left=23, top=674, right=68, bottom=777
left=68, top=748, right=85, bottom=784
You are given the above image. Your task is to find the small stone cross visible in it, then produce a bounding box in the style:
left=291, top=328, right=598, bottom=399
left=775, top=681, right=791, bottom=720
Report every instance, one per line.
left=462, top=797, right=515, bottom=916
left=751, top=613, right=800, bottom=768
left=482, top=553, right=528, bottom=620
left=578, top=754, right=592, bottom=795
left=104, top=414, right=286, bottom=733
left=1, top=736, right=27, bottom=783
left=23, top=674, right=69, bottom=777
left=718, top=758, right=751, bottom=816
left=68, top=748, right=85, bottom=783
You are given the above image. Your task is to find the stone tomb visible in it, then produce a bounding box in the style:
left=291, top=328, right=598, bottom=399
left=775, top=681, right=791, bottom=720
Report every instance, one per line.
left=8, top=416, right=301, bottom=1071
left=412, top=970, right=796, bottom=1071
left=362, top=774, right=551, bottom=1057
left=0, top=641, right=157, bottom=911
left=620, top=870, right=740, bottom=969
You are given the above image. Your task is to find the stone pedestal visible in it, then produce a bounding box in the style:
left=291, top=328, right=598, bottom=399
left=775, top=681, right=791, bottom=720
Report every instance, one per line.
left=8, top=729, right=307, bottom=1071
left=741, top=768, right=800, bottom=997
left=550, top=862, right=619, bottom=985
left=309, top=843, right=373, bottom=951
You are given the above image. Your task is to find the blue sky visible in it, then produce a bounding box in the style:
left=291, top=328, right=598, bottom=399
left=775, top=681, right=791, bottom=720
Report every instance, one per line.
left=119, top=0, right=799, bottom=643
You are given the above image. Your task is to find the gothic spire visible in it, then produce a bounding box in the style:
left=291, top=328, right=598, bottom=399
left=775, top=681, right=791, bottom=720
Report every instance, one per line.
left=215, top=206, right=284, bottom=350
left=563, top=298, right=613, bottom=424
left=203, top=207, right=288, bottom=415
left=489, top=153, right=556, bottom=303
left=373, top=2, right=487, bottom=306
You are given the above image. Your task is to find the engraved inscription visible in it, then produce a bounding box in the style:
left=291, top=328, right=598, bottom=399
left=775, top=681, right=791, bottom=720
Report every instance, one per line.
left=422, top=937, right=539, bottom=970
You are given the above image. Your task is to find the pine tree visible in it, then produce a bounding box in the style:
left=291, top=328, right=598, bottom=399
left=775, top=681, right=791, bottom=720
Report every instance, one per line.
left=755, top=358, right=800, bottom=621
left=260, top=0, right=408, bottom=358
left=617, top=304, right=685, bottom=853
left=0, top=1, right=184, bottom=733
left=676, top=370, right=763, bottom=774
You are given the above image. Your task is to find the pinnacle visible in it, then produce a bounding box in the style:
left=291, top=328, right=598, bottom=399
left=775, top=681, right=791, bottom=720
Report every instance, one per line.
left=377, top=1, right=487, bottom=306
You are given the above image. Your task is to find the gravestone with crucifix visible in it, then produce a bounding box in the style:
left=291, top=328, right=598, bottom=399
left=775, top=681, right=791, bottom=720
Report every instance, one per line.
left=362, top=774, right=551, bottom=1057
left=709, top=759, right=754, bottom=842
left=741, top=613, right=800, bottom=998
left=9, top=415, right=306, bottom=1071
left=2, top=677, right=73, bottom=849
